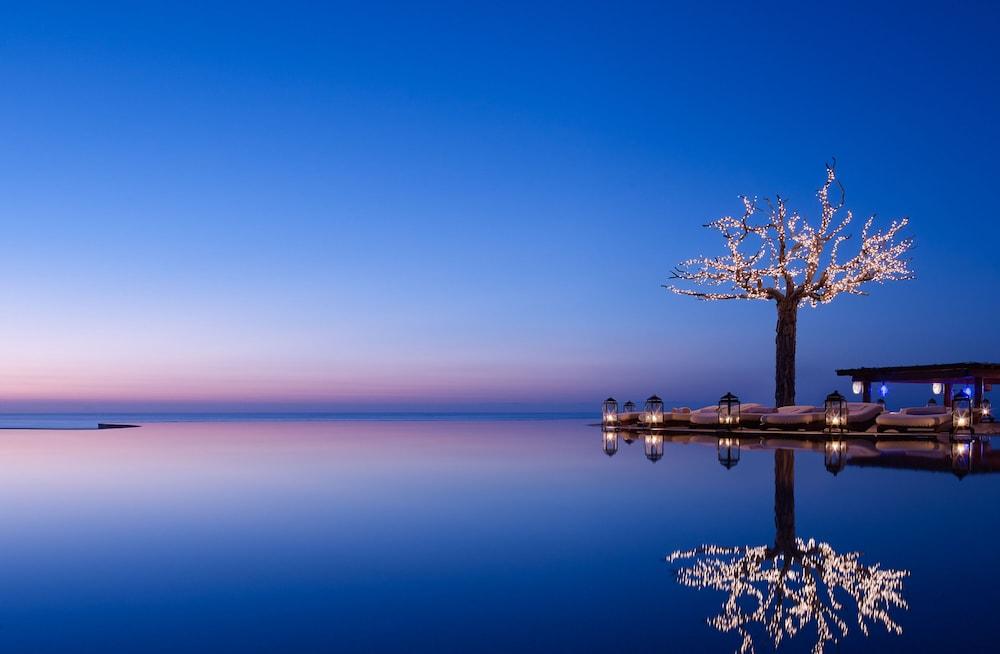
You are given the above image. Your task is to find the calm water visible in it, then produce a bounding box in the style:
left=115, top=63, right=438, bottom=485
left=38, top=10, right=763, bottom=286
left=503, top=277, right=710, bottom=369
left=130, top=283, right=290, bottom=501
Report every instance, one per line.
left=0, top=419, right=996, bottom=652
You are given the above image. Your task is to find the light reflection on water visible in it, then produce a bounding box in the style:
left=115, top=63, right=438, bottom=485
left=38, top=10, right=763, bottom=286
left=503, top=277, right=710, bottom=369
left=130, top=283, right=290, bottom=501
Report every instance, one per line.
left=606, top=427, right=998, bottom=652
left=0, top=420, right=996, bottom=652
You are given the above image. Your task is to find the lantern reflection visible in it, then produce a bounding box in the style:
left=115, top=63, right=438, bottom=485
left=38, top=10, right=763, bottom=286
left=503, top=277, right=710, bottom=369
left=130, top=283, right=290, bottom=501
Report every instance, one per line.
left=601, top=430, right=619, bottom=457
left=717, top=437, right=740, bottom=469
left=951, top=440, right=973, bottom=479
left=824, top=439, right=848, bottom=475
left=644, top=433, right=664, bottom=462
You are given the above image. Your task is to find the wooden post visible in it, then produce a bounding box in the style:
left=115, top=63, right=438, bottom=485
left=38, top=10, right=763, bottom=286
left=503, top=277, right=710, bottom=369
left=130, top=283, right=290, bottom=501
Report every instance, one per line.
left=944, top=383, right=953, bottom=408
left=862, top=381, right=872, bottom=404
left=974, top=377, right=985, bottom=409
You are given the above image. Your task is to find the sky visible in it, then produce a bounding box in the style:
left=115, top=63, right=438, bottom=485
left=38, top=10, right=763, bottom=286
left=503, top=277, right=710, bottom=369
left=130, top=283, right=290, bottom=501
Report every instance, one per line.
left=1, top=1, right=999, bottom=412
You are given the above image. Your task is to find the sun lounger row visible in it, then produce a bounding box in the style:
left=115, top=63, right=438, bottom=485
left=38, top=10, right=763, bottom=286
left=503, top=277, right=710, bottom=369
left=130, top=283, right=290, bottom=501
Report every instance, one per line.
left=613, top=397, right=965, bottom=433
left=655, top=402, right=884, bottom=430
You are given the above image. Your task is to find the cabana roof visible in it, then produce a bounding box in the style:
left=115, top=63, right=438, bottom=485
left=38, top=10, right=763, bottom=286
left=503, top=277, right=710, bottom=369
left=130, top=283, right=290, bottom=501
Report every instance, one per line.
left=836, top=362, right=1000, bottom=384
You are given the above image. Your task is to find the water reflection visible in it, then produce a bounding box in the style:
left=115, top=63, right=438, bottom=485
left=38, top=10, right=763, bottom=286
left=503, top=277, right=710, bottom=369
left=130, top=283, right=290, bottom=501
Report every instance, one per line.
left=644, top=433, right=664, bottom=462
left=601, top=429, right=619, bottom=457
left=603, top=431, right=1000, bottom=652
left=824, top=439, right=847, bottom=475
left=717, top=437, right=740, bottom=469
left=669, top=450, right=908, bottom=653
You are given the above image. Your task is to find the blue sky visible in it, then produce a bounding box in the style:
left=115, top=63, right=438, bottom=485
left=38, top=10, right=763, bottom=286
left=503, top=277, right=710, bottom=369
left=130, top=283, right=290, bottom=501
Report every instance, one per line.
left=0, top=2, right=998, bottom=410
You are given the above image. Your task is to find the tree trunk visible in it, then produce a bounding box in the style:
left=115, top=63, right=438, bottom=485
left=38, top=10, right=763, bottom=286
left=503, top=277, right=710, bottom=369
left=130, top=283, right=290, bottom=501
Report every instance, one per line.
left=774, top=301, right=798, bottom=408
left=773, top=449, right=796, bottom=556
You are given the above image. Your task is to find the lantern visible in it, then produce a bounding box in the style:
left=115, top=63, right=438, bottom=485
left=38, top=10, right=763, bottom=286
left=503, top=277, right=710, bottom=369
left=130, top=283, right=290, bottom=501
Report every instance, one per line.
left=982, top=399, right=994, bottom=423
left=623, top=400, right=636, bottom=413
left=952, top=392, right=974, bottom=436
left=824, top=440, right=848, bottom=475
left=824, top=390, right=848, bottom=433
left=852, top=380, right=863, bottom=395
left=951, top=440, right=972, bottom=479
left=644, top=395, right=664, bottom=426
left=644, top=433, right=664, bottom=463
left=717, top=392, right=741, bottom=430
left=717, top=437, right=740, bottom=469
left=602, top=397, right=619, bottom=426
left=602, top=429, right=619, bottom=457
left=621, top=431, right=637, bottom=445
left=932, top=382, right=943, bottom=395
left=927, top=398, right=938, bottom=406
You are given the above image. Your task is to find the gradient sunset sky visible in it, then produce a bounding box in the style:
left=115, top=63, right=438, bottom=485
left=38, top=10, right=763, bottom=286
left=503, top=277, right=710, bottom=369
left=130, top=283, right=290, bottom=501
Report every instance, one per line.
left=2, top=2, right=998, bottom=411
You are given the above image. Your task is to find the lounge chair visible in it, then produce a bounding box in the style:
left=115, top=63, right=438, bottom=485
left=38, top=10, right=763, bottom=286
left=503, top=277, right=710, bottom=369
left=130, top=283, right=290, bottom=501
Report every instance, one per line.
left=759, top=406, right=824, bottom=430
left=740, top=405, right=778, bottom=427
left=844, top=402, right=884, bottom=431
left=759, top=402, right=884, bottom=431
left=689, top=403, right=764, bottom=426
left=876, top=406, right=953, bottom=433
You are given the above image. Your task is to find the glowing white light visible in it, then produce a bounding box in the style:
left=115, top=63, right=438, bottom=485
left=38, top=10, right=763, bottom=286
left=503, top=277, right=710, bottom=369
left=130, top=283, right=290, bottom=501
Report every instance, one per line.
left=666, top=163, right=914, bottom=310
left=667, top=538, right=910, bottom=653
left=852, top=381, right=863, bottom=395
left=932, top=383, right=943, bottom=395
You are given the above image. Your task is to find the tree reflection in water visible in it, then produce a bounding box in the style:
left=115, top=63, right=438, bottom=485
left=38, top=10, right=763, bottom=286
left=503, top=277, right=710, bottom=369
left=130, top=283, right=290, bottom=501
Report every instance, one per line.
left=667, top=450, right=909, bottom=653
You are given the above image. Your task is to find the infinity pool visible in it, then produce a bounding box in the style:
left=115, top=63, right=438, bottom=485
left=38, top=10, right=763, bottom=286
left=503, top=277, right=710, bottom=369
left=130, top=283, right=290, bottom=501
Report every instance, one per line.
left=0, top=419, right=995, bottom=652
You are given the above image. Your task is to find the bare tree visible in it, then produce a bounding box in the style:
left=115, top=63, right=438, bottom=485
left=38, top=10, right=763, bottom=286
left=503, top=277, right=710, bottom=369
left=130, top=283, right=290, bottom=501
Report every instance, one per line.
left=667, top=163, right=913, bottom=406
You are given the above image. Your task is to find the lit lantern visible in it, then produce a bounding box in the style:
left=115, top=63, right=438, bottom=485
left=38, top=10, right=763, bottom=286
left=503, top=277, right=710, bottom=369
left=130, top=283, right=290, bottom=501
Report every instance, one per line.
left=824, top=390, right=848, bottom=433
left=717, top=392, right=741, bottom=430
left=982, top=399, right=994, bottom=423
left=602, top=397, right=619, bottom=426
left=602, top=429, right=619, bottom=457
left=644, top=395, right=664, bottom=426
left=932, top=382, right=943, bottom=395
left=951, top=441, right=972, bottom=479
left=952, top=392, right=974, bottom=436
left=824, top=439, right=848, bottom=475
left=852, top=380, right=863, bottom=395
left=717, top=437, right=740, bottom=469
left=623, top=400, right=636, bottom=414
left=644, top=433, right=664, bottom=462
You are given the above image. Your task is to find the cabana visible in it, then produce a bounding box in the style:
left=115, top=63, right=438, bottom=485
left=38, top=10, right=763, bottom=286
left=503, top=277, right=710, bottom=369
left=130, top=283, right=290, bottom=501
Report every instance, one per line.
left=836, top=362, right=1000, bottom=410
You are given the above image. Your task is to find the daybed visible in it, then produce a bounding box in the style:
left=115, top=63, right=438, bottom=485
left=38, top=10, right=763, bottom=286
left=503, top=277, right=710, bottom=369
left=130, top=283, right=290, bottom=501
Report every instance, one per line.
left=875, top=406, right=953, bottom=433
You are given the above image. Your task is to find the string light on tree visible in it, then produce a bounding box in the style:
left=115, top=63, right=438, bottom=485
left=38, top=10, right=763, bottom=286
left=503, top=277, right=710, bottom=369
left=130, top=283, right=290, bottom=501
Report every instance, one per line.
left=667, top=539, right=909, bottom=654
left=667, top=162, right=913, bottom=407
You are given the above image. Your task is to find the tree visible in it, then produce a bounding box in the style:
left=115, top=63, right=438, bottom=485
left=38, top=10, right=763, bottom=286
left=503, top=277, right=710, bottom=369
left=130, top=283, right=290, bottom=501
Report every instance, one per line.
left=667, top=450, right=909, bottom=654
left=667, top=163, right=913, bottom=406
